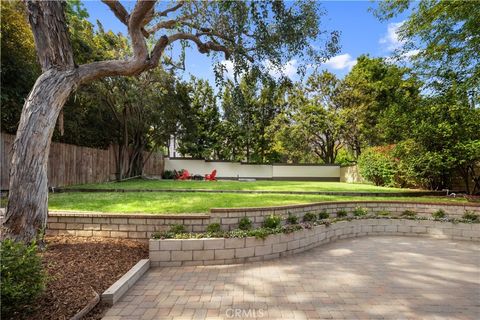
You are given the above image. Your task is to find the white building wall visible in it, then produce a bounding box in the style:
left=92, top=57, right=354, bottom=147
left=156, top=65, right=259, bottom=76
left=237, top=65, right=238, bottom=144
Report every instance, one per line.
left=164, top=158, right=340, bottom=181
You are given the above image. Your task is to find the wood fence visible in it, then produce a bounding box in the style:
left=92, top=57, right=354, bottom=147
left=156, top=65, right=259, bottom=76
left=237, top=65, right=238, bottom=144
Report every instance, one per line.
left=1, top=133, right=164, bottom=190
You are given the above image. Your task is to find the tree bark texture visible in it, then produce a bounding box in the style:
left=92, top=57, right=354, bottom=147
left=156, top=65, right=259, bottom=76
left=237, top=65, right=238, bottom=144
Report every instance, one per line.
left=3, top=70, right=78, bottom=242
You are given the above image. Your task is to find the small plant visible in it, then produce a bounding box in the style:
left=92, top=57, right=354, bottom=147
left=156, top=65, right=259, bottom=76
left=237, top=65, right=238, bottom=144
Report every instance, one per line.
left=318, top=210, right=330, bottom=220
left=206, top=222, right=221, bottom=233
left=353, top=207, right=368, bottom=217
left=336, top=209, right=348, bottom=218
left=286, top=213, right=299, bottom=225
left=432, top=209, right=447, bottom=219
left=169, top=224, right=186, bottom=234
left=1, top=240, right=46, bottom=318
left=377, top=210, right=390, bottom=217
left=462, top=211, right=479, bottom=222
left=238, top=217, right=253, bottom=230
left=262, top=214, right=282, bottom=229
left=162, top=170, right=176, bottom=179
left=303, top=212, right=317, bottom=222
left=401, top=210, right=416, bottom=218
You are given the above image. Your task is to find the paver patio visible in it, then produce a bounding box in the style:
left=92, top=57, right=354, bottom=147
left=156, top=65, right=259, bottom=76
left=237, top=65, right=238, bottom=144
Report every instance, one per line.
left=103, top=236, right=480, bottom=320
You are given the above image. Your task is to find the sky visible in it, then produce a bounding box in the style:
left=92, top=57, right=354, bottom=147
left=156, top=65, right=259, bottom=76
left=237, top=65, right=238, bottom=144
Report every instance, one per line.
left=82, top=1, right=409, bottom=86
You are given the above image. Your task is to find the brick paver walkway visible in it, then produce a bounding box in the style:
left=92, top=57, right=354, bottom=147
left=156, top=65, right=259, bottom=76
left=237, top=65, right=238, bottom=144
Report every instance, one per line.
left=103, top=236, right=480, bottom=320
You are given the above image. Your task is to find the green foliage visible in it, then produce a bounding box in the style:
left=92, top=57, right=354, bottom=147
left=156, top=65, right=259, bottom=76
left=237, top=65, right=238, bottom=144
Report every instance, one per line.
left=169, top=224, right=187, bottom=234
left=206, top=223, right=222, bottom=233
left=0, top=1, right=40, bottom=134
left=462, top=211, right=479, bottom=222
left=401, top=210, right=417, bottom=218
left=162, top=170, right=176, bottom=180
left=268, top=71, right=344, bottom=164
left=353, top=207, right=368, bottom=217
left=377, top=210, right=390, bottom=217
left=338, top=56, right=421, bottom=156
left=262, top=214, right=282, bottom=229
left=374, top=0, right=480, bottom=92
left=336, top=209, right=348, bottom=218
left=1, top=240, right=45, bottom=318
left=177, top=78, right=223, bottom=159
left=358, top=146, right=396, bottom=186
left=318, top=210, right=330, bottom=219
left=238, top=217, right=253, bottom=231
left=286, top=213, right=299, bottom=224
left=432, top=209, right=447, bottom=219
left=302, top=212, right=317, bottom=222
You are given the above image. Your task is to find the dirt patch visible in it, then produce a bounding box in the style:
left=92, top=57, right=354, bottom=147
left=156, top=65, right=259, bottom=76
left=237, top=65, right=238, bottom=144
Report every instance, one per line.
left=13, top=236, right=148, bottom=320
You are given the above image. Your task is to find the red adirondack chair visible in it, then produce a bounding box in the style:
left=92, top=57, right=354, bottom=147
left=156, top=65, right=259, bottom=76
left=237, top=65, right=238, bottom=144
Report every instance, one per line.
left=178, top=169, right=191, bottom=180
left=205, top=169, right=217, bottom=181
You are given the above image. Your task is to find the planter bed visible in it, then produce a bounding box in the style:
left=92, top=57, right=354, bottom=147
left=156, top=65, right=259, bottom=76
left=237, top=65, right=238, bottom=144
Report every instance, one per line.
left=149, top=217, right=480, bottom=267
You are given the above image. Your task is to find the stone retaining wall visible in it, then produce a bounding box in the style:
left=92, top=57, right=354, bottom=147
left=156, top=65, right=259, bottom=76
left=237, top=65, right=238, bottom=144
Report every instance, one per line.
left=210, top=201, right=479, bottom=230
left=46, top=201, right=480, bottom=240
left=149, top=219, right=480, bottom=267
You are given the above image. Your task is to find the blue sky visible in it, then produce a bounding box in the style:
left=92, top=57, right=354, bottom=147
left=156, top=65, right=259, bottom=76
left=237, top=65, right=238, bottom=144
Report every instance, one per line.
left=82, top=1, right=409, bottom=85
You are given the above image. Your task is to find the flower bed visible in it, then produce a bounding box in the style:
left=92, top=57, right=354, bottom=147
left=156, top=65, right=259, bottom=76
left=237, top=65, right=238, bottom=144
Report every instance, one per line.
left=149, top=215, right=480, bottom=267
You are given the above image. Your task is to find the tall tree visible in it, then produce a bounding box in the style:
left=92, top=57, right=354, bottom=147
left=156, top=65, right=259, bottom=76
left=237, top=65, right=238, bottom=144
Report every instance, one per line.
left=3, top=0, right=338, bottom=242
left=177, top=78, right=222, bottom=159
left=373, top=0, right=479, bottom=98
left=268, top=72, right=343, bottom=164
left=337, top=55, right=420, bottom=156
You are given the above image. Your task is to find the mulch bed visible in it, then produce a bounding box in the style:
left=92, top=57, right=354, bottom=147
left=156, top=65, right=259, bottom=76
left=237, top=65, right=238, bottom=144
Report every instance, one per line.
left=14, top=236, right=148, bottom=320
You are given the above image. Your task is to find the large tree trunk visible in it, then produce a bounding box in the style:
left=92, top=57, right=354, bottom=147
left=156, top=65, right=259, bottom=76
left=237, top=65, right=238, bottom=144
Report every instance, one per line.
left=3, top=70, right=77, bottom=242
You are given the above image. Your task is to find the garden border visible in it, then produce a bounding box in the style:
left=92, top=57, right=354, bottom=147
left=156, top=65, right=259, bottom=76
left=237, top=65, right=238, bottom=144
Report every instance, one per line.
left=149, top=219, right=480, bottom=267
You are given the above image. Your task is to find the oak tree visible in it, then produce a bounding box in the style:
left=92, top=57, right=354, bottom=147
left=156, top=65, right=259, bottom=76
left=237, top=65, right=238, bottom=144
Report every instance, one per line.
left=2, top=0, right=338, bottom=242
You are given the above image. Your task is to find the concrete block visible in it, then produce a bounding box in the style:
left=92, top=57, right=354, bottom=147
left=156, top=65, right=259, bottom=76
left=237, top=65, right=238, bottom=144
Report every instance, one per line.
left=171, top=250, right=193, bottom=261
left=181, top=239, right=204, bottom=250
left=160, top=240, right=182, bottom=251
left=204, top=239, right=225, bottom=250
left=215, top=249, right=235, bottom=260
left=193, top=250, right=214, bottom=261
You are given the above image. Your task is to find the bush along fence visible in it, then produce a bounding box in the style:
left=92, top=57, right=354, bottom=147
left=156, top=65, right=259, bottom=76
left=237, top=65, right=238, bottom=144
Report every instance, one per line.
left=45, top=201, right=480, bottom=240
left=148, top=216, right=480, bottom=267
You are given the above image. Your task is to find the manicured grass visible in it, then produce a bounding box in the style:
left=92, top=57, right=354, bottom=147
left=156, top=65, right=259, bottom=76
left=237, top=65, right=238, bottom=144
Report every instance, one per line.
left=68, top=179, right=418, bottom=193
left=48, top=192, right=467, bottom=214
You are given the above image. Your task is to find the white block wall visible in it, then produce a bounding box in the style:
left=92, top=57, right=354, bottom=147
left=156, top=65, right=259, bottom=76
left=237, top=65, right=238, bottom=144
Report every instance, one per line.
left=164, top=158, right=340, bottom=180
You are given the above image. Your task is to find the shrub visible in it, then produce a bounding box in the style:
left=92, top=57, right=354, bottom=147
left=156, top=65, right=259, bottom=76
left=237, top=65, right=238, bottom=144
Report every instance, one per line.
left=169, top=224, right=186, bottom=234
left=377, top=210, right=390, bottom=216
left=353, top=207, right=368, bottom=217
left=336, top=209, right=348, bottom=218
left=162, top=170, right=175, bottom=180
left=1, top=240, right=45, bottom=318
left=358, top=146, right=396, bottom=186
left=401, top=210, right=416, bottom=218
left=303, top=212, right=317, bottom=222
left=206, top=223, right=221, bottom=233
left=286, top=213, right=298, bottom=225
left=462, top=211, right=479, bottom=221
left=238, top=217, right=253, bottom=230
left=432, top=209, right=447, bottom=219
left=318, top=210, right=330, bottom=219
left=262, top=214, right=282, bottom=229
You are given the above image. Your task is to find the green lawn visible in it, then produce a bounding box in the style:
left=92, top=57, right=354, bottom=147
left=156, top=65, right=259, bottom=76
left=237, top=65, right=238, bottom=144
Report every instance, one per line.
left=48, top=192, right=466, bottom=214
left=67, top=179, right=418, bottom=193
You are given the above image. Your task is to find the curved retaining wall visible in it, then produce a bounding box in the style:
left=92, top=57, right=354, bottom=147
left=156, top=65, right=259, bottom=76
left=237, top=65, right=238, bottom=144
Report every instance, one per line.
left=46, top=201, right=480, bottom=240
left=149, top=219, right=480, bottom=267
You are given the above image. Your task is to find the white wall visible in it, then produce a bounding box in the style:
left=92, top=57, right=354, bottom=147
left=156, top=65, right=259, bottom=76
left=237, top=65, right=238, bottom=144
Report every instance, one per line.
left=164, top=158, right=340, bottom=180
left=272, top=165, right=340, bottom=179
